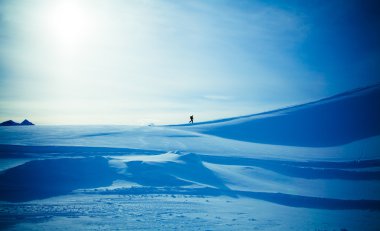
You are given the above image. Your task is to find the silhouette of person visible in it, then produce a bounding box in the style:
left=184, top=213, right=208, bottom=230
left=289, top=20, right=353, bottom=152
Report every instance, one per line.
left=189, top=115, right=194, bottom=124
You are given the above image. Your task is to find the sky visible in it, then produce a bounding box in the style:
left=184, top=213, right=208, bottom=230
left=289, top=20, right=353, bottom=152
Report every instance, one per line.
left=0, top=0, right=379, bottom=125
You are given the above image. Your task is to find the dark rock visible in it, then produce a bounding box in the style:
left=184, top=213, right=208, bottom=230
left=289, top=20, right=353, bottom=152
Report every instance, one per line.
left=0, top=119, right=35, bottom=126
left=20, top=119, right=34, bottom=126
left=0, top=120, right=20, bottom=126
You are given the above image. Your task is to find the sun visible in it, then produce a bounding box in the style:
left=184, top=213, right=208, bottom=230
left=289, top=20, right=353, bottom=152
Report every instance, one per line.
left=44, top=1, right=95, bottom=54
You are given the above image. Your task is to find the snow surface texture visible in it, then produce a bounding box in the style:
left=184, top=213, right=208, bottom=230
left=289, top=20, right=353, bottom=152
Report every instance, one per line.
left=173, top=84, right=380, bottom=147
left=1, top=85, right=380, bottom=230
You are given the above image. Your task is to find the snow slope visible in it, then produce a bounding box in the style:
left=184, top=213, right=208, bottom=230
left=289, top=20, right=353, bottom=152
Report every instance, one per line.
left=174, top=84, right=380, bottom=147
left=1, top=84, right=380, bottom=230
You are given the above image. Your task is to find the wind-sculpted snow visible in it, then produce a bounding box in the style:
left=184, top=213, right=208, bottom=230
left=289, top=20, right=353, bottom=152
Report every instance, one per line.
left=0, top=157, right=117, bottom=202
left=0, top=143, right=380, bottom=230
left=125, top=153, right=230, bottom=190
left=1, top=145, right=380, bottom=209
left=1, top=85, right=380, bottom=229
left=177, top=84, right=380, bottom=147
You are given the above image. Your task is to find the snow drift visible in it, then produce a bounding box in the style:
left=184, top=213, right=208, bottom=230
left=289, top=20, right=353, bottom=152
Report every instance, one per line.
left=1, top=145, right=379, bottom=210
left=1, top=85, right=380, bottom=230
left=177, top=84, right=380, bottom=147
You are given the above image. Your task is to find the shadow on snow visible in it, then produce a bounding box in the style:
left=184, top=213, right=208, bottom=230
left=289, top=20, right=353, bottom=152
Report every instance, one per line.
left=1, top=147, right=380, bottom=210
left=174, top=84, right=380, bottom=147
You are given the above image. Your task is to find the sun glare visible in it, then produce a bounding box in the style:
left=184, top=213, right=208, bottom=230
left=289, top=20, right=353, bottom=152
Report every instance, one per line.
left=44, top=1, right=95, bottom=54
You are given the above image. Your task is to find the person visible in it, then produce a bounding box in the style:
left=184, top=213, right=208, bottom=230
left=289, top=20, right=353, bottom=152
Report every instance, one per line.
left=189, top=115, right=194, bottom=124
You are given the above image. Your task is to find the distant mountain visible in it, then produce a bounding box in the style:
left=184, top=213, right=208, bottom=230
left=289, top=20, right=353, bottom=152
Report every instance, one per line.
left=177, top=84, right=380, bottom=147
left=0, top=120, right=20, bottom=126
left=20, top=119, right=34, bottom=126
left=0, top=119, right=35, bottom=126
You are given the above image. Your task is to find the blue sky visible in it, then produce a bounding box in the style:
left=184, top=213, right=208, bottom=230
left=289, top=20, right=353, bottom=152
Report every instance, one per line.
left=0, top=0, right=379, bottom=125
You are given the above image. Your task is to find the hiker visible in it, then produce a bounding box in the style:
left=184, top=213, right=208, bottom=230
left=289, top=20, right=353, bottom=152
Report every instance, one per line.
left=189, top=115, right=194, bottom=124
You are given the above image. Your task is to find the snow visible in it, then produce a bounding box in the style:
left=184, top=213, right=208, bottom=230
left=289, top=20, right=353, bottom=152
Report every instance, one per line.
left=1, top=125, right=380, bottom=161
left=108, top=151, right=183, bottom=164
left=175, top=84, right=380, bottom=147
left=1, top=85, right=380, bottom=230
left=2, top=195, right=379, bottom=231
